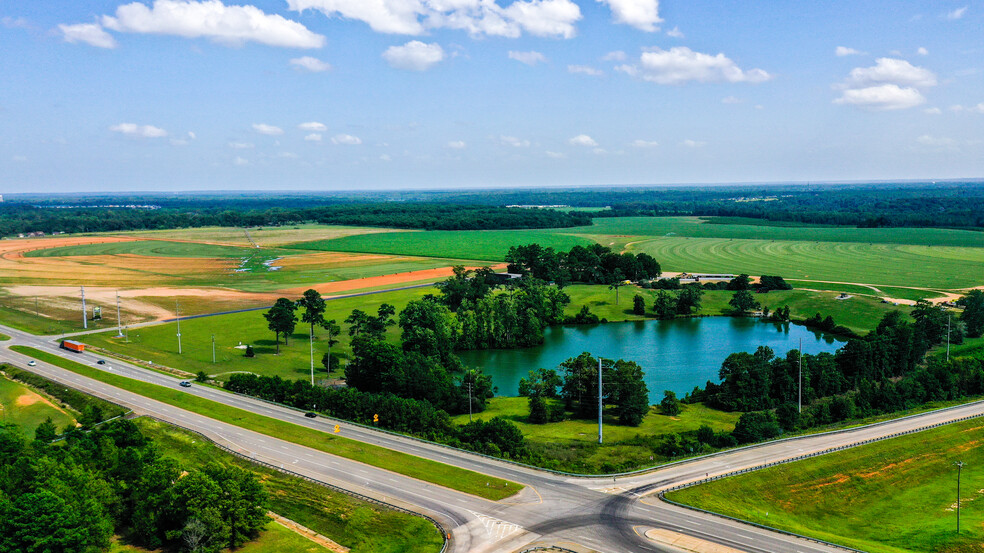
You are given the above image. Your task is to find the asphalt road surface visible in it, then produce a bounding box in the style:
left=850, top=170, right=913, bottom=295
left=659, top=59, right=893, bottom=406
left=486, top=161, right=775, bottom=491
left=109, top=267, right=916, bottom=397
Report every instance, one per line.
left=2, top=322, right=979, bottom=553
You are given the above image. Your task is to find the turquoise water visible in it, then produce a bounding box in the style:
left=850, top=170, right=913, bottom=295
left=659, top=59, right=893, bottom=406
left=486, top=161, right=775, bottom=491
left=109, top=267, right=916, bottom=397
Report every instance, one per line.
left=458, top=317, right=845, bottom=404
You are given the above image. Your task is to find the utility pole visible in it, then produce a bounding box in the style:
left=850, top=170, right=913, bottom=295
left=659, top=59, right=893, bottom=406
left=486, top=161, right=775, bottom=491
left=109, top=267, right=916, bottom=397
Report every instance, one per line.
left=598, top=357, right=604, bottom=445
left=309, top=330, right=314, bottom=385
left=81, top=286, right=87, bottom=329
left=947, top=313, right=951, bottom=362
left=35, top=296, right=39, bottom=318
left=467, top=381, right=473, bottom=422
left=212, top=334, right=216, bottom=363
left=175, top=300, right=182, bottom=355
left=798, top=337, right=803, bottom=413
left=955, top=461, right=965, bottom=533
left=116, top=291, right=123, bottom=337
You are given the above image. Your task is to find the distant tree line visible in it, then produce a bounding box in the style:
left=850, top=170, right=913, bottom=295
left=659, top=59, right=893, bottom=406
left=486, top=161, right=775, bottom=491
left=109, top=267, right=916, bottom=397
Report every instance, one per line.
left=0, top=203, right=590, bottom=236
left=0, top=419, right=267, bottom=553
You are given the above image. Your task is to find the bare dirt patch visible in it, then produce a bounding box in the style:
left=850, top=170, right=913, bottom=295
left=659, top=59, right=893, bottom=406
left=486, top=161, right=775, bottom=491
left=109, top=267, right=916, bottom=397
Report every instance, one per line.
left=282, top=263, right=507, bottom=296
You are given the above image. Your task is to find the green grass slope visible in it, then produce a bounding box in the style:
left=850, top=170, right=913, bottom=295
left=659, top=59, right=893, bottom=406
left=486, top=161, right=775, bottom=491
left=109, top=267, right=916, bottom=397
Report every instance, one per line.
left=0, top=375, right=77, bottom=431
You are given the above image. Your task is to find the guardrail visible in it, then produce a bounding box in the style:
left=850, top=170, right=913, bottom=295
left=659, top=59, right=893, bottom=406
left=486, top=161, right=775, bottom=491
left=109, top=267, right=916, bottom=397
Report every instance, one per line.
left=656, top=410, right=984, bottom=553
left=519, top=547, right=578, bottom=553
left=135, top=415, right=450, bottom=553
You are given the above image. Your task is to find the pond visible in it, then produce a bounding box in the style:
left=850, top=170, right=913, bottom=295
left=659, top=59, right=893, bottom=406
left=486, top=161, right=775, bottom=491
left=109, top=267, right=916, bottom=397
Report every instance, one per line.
left=458, top=317, right=845, bottom=404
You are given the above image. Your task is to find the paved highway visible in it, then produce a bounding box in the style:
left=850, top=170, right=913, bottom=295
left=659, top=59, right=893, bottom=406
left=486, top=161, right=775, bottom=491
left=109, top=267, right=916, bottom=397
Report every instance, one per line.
left=3, top=322, right=979, bottom=553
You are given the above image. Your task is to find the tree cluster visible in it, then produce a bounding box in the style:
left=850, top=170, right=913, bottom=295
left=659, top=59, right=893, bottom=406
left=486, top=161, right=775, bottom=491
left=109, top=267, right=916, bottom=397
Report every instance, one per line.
left=0, top=419, right=267, bottom=553
left=504, top=244, right=661, bottom=285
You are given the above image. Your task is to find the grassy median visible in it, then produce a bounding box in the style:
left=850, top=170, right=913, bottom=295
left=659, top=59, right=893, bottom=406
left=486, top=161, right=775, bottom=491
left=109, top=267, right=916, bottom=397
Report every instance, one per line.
left=11, top=346, right=520, bottom=501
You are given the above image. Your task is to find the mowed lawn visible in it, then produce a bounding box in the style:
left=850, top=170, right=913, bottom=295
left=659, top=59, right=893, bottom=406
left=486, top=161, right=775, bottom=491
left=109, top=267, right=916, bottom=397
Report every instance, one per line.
left=0, top=375, right=77, bottom=431
left=81, top=286, right=434, bottom=381
left=110, top=522, right=334, bottom=553
left=667, top=417, right=984, bottom=553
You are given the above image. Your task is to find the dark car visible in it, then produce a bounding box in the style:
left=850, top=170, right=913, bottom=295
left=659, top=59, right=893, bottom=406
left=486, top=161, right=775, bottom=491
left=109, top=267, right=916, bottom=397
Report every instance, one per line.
left=179, top=381, right=192, bottom=388
left=304, top=412, right=317, bottom=418
left=96, top=360, right=106, bottom=365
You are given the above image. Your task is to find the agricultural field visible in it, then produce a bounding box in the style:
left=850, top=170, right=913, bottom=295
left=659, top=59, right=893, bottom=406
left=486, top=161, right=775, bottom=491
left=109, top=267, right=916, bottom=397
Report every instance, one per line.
left=0, top=374, right=77, bottom=431
left=119, top=223, right=402, bottom=248
left=665, top=417, right=984, bottom=553
left=134, top=417, right=443, bottom=553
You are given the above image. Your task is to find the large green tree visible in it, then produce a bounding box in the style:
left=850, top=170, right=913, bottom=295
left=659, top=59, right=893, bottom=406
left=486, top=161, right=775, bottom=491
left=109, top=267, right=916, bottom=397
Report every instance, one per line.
left=296, top=289, right=326, bottom=338
left=957, top=290, right=984, bottom=338
left=263, top=298, right=297, bottom=353
left=729, top=289, right=761, bottom=313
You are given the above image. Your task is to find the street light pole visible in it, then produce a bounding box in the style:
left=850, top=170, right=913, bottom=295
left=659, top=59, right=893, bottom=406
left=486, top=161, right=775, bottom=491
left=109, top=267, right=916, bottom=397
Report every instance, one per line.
left=116, top=291, right=123, bottom=337
left=798, top=337, right=803, bottom=414
left=947, top=313, right=951, bottom=362
left=212, top=334, right=216, bottom=363
left=956, top=461, right=965, bottom=534
left=175, top=300, right=182, bottom=355
left=467, top=381, right=473, bottom=422
left=309, top=330, right=314, bottom=386
left=598, top=357, right=603, bottom=445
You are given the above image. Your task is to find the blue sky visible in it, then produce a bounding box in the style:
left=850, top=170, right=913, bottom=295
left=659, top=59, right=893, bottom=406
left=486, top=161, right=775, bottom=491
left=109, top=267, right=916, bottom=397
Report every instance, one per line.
left=1, top=0, right=982, bottom=192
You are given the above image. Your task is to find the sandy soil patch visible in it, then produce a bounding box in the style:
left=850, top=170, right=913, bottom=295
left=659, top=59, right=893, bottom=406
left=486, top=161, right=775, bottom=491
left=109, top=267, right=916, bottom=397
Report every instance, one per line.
left=282, top=263, right=507, bottom=296
left=13, top=388, right=68, bottom=416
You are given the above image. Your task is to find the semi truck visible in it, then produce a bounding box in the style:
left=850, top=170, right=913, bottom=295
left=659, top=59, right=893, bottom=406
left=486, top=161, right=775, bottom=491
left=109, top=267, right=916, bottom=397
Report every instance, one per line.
left=60, top=340, right=85, bottom=353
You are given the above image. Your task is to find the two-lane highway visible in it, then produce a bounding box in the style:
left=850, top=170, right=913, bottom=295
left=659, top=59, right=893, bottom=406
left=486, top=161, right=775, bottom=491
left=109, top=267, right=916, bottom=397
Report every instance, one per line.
left=2, top=322, right=978, bottom=553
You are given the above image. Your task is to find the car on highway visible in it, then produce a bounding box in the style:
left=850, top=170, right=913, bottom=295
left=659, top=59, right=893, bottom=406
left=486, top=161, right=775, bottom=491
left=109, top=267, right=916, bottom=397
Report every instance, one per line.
left=96, top=360, right=106, bottom=365
left=304, top=412, right=317, bottom=418
left=179, top=381, right=192, bottom=388
left=27, top=360, right=36, bottom=366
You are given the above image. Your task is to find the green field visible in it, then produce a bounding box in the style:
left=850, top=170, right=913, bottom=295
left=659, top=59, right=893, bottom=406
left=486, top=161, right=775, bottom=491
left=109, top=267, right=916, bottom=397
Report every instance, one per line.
left=116, top=223, right=399, bottom=247
left=0, top=374, right=77, bottom=431
left=135, top=417, right=443, bottom=553
left=666, top=417, right=984, bottom=553
left=82, top=286, right=435, bottom=381
left=11, top=346, right=520, bottom=501
left=109, top=523, right=334, bottom=553
left=25, top=240, right=278, bottom=259
left=288, top=229, right=593, bottom=261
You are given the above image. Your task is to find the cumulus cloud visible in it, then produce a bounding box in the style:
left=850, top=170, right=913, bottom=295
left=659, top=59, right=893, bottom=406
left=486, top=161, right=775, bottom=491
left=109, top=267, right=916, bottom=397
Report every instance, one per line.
left=2, top=17, right=32, bottom=30
left=101, top=0, right=325, bottom=48
left=110, top=123, right=167, bottom=138
left=299, top=121, right=327, bottom=131
left=568, top=134, right=598, bottom=147
left=499, top=135, right=530, bottom=147
left=602, top=50, right=626, bottom=61
left=304, top=133, right=323, bottom=141
left=615, top=47, right=771, bottom=85
left=290, top=56, right=331, bottom=72
left=835, top=46, right=863, bottom=57
left=234, top=156, right=249, bottom=165
left=382, top=41, right=445, bottom=71
left=598, top=0, right=662, bottom=32
left=945, top=6, right=967, bottom=20
left=568, top=65, right=603, bottom=76
left=917, top=47, right=928, bottom=56
left=447, top=140, right=467, bottom=149
left=916, top=134, right=957, bottom=147
left=59, top=23, right=118, bottom=48
left=950, top=103, right=984, bottom=113
left=834, top=58, right=937, bottom=110
left=288, top=0, right=581, bottom=39
left=924, top=107, right=942, bottom=114
left=682, top=139, right=705, bottom=148
left=631, top=139, right=659, bottom=147
left=331, top=133, right=362, bottom=145
left=509, top=50, right=547, bottom=66
left=252, top=123, right=284, bottom=135
left=665, top=26, right=683, bottom=38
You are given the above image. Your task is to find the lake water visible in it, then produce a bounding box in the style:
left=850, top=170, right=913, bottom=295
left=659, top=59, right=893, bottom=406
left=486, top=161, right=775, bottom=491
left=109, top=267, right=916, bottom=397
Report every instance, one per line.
left=458, top=317, right=845, bottom=404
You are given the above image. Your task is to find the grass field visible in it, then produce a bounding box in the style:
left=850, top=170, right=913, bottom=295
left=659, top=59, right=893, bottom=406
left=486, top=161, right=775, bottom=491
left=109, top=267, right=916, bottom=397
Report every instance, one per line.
left=134, top=417, right=443, bottom=553
left=119, top=223, right=400, bottom=248
left=0, top=374, right=77, bottom=431
left=109, top=523, right=335, bottom=553
left=666, top=417, right=984, bottom=553
left=11, top=346, right=519, bottom=500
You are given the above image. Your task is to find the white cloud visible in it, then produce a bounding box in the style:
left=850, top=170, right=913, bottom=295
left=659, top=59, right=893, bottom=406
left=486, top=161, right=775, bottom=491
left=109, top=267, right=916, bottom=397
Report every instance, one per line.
left=949, top=103, right=984, bottom=113
left=568, top=64, right=603, bottom=76
left=834, top=58, right=936, bottom=110
left=545, top=151, right=565, bottom=158
left=602, top=50, right=626, bottom=61
left=382, top=41, right=445, bottom=71
left=844, top=57, right=936, bottom=88
left=509, top=50, right=547, bottom=66
left=499, top=135, right=530, bottom=147
left=834, top=84, right=926, bottom=110
left=598, top=0, right=662, bottom=32
left=682, top=139, right=705, bottom=148
left=102, top=0, right=325, bottom=48
left=287, top=0, right=581, bottom=39
left=2, top=17, right=32, bottom=30
left=12, top=155, right=28, bottom=162
left=234, top=156, right=249, bottom=165
left=59, top=23, right=118, bottom=48
left=924, top=107, right=942, bottom=114
left=835, top=46, right=863, bottom=57
left=568, top=134, right=598, bottom=147
left=331, top=133, right=362, bottom=145
left=592, top=147, right=607, bottom=155
left=447, top=140, right=467, bottom=149
left=187, top=131, right=196, bottom=140
left=299, top=121, right=327, bottom=132
left=228, top=141, right=254, bottom=149
left=252, top=123, right=284, bottom=135
left=665, top=26, right=683, bottom=38
left=170, top=138, right=189, bottom=146
left=290, top=56, right=332, bottom=72
left=917, top=47, right=928, bottom=56
left=304, top=133, right=323, bottom=141
left=916, top=134, right=957, bottom=147
left=631, top=139, right=659, bottom=147
left=616, top=47, right=771, bottom=85
left=722, top=95, right=742, bottom=104
left=110, top=123, right=167, bottom=138
left=380, top=154, right=392, bottom=161
left=945, top=6, right=968, bottom=20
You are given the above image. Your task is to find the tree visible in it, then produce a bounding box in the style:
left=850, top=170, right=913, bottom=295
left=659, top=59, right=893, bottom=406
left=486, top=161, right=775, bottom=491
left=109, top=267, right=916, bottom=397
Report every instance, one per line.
left=659, top=390, right=681, bottom=416
left=726, top=274, right=751, bottom=290
left=345, top=304, right=396, bottom=340
left=519, top=368, right=563, bottom=424
left=957, top=290, right=984, bottom=338
left=652, top=290, right=677, bottom=319
left=195, top=371, right=209, bottom=383
left=263, top=298, right=297, bottom=354
left=632, top=294, right=646, bottom=316
left=399, top=298, right=461, bottom=363
left=296, top=289, right=326, bottom=339
left=676, top=285, right=704, bottom=314
left=34, top=417, right=58, bottom=443
left=320, top=318, right=341, bottom=373
left=609, top=359, right=650, bottom=426
left=732, top=411, right=781, bottom=444
left=608, top=270, right=626, bottom=304
left=729, top=289, right=761, bottom=313
left=244, top=344, right=255, bottom=358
